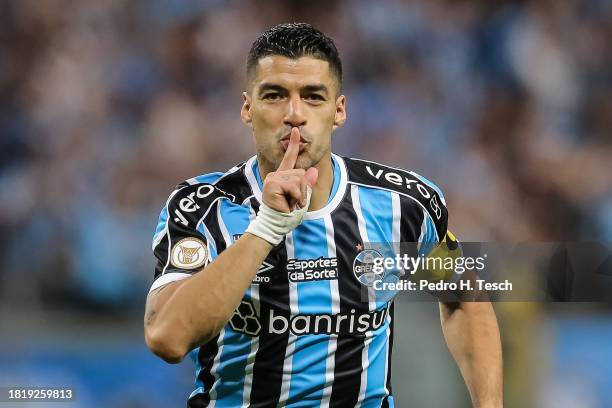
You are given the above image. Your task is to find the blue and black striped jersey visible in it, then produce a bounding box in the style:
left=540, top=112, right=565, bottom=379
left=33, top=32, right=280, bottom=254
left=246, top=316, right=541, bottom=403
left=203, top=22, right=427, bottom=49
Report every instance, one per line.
left=151, top=154, right=448, bottom=408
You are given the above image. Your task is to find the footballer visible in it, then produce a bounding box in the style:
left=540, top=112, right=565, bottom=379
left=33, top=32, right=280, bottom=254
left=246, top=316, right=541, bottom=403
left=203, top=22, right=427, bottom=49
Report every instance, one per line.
left=144, top=23, right=503, bottom=407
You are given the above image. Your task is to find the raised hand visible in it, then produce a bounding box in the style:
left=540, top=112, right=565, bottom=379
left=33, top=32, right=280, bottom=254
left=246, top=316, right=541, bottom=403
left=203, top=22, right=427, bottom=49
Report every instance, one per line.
left=262, top=127, right=318, bottom=213
left=246, top=127, right=319, bottom=245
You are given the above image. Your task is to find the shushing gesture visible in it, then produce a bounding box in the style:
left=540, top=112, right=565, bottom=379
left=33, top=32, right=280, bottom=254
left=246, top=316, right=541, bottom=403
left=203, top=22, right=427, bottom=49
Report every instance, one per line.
left=246, top=127, right=319, bottom=245
left=262, top=127, right=318, bottom=213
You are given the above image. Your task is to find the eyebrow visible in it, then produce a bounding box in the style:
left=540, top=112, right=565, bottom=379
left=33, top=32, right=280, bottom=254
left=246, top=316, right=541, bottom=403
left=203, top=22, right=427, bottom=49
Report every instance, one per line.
left=257, top=83, right=330, bottom=95
left=302, top=84, right=329, bottom=95
left=258, top=84, right=286, bottom=93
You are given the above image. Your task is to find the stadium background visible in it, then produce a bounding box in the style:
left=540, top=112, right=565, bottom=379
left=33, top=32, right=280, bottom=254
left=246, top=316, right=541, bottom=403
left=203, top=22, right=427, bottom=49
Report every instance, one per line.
left=1, top=0, right=611, bottom=406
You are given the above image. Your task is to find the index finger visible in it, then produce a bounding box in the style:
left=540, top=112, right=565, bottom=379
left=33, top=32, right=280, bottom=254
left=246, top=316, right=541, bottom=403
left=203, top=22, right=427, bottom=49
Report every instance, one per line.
left=278, top=127, right=300, bottom=171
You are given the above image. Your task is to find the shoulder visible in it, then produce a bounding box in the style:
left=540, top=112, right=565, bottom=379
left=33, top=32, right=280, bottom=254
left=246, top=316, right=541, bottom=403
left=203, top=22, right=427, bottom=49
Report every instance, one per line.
left=163, top=162, right=254, bottom=227
left=342, top=157, right=446, bottom=202
left=341, top=156, right=448, bottom=232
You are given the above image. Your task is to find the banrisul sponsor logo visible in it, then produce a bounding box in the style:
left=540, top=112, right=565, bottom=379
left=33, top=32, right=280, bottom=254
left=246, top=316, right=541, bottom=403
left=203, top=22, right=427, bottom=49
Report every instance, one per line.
left=287, top=257, right=338, bottom=282
left=268, top=307, right=389, bottom=335
left=230, top=300, right=261, bottom=336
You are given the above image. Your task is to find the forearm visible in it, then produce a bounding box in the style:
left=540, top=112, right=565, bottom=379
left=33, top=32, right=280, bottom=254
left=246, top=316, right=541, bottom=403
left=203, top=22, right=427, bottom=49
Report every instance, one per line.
left=148, top=233, right=272, bottom=357
left=439, top=301, right=503, bottom=408
left=146, top=131, right=316, bottom=362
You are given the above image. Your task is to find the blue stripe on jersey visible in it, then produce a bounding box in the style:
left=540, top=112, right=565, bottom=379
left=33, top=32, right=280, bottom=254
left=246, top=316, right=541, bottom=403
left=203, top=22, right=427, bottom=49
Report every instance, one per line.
left=211, top=326, right=253, bottom=407
left=356, top=187, right=393, bottom=405
left=153, top=207, right=168, bottom=244
left=363, top=324, right=391, bottom=407
left=418, top=214, right=439, bottom=257
left=329, top=158, right=340, bottom=202
left=287, top=219, right=332, bottom=406
left=252, top=160, right=264, bottom=190
left=192, top=172, right=225, bottom=185
left=189, top=348, right=205, bottom=394
left=292, top=219, right=333, bottom=314
left=218, top=199, right=252, bottom=239
left=357, top=187, right=393, bottom=243
left=357, top=187, right=395, bottom=309
left=197, top=223, right=218, bottom=265
left=410, top=172, right=445, bottom=203
left=193, top=199, right=254, bottom=405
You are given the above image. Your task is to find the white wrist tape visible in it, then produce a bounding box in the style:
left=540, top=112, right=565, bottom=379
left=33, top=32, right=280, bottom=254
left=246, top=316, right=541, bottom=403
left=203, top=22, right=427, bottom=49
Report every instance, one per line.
left=246, top=186, right=312, bottom=245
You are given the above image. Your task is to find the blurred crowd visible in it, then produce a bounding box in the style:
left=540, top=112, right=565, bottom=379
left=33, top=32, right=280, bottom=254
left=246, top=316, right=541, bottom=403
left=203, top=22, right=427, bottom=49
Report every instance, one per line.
left=0, top=0, right=611, bottom=312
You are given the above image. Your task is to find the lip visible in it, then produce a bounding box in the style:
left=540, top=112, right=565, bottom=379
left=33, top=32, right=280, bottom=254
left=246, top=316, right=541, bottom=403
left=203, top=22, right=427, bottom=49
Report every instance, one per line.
left=280, top=133, right=308, bottom=143
left=280, top=139, right=308, bottom=153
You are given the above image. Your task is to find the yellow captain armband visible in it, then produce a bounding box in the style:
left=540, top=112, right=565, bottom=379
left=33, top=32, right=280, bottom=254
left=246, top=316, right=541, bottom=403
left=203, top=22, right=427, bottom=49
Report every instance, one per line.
left=412, top=230, right=463, bottom=283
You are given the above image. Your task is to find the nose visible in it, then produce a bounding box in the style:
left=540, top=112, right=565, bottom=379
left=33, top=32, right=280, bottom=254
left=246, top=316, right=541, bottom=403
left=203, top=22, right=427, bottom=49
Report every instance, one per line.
left=283, top=96, right=307, bottom=128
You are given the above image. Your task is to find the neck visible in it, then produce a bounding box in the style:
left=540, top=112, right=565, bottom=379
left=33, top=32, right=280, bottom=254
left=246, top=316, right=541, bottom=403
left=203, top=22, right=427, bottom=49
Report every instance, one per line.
left=257, top=153, right=334, bottom=212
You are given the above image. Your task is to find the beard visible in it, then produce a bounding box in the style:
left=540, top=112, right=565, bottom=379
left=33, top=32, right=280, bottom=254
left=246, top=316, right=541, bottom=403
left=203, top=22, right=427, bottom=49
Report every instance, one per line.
left=256, top=142, right=325, bottom=173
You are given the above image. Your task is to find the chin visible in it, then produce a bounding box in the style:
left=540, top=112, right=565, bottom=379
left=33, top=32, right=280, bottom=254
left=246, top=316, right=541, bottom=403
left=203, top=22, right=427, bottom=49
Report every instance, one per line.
left=295, top=154, right=319, bottom=170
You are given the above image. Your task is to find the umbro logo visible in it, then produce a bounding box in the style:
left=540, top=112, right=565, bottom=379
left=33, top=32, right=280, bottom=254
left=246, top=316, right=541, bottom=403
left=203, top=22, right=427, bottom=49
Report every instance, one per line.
left=254, top=261, right=275, bottom=284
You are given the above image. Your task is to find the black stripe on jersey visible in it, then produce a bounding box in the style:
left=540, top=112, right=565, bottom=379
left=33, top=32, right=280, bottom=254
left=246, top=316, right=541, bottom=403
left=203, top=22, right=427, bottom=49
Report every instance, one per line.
left=214, top=163, right=255, bottom=205
left=399, top=195, right=426, bottom=243
left=152, top=232, right=171, bottom=280
left=343, top=157, right=448, bottom=241
left=248, top=233, right=290, bottom=408
left=381, top=302, right=395, bottom=408
left=187, top=335, right=220, bottom=408
left=397, top=195, right=426, bottom=261
left=247, top=196, right=260, bottom=219
left=329, top=194, right=369, bottom=408
left=202, top=200, right=227, bottom=254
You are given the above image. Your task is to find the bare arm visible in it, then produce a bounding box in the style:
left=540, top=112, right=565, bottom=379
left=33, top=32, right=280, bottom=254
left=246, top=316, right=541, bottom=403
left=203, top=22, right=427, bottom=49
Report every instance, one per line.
left=144, top=233, right=272, bottom=363
left=144, top=127, right=317, bottom=364
left=439, top=300, right=503, bottom=407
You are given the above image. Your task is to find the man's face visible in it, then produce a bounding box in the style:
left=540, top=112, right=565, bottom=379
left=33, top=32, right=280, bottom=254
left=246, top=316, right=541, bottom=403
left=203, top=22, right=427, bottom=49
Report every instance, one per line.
left=241, top=56, right=346, bottom=171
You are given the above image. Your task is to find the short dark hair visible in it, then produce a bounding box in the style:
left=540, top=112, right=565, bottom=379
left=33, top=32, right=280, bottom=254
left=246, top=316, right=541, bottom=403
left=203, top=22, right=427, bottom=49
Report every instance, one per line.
left=247, top=22, right=342, bottom=90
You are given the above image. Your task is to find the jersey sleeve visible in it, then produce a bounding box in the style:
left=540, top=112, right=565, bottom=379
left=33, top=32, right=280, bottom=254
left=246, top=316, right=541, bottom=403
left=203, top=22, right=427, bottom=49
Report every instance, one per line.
left=411, top=178, right=464, bottom=282
left=417, top=202, right=447, bottom=258
left=418, top=182, right=465, bottom=282
left=395, top=172, right=448, bottom=257
left=150, top=183, right=213, bottom=292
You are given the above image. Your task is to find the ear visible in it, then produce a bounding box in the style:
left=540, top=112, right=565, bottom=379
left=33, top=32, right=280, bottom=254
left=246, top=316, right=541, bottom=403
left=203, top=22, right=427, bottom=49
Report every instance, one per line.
left=332, top=94, right=346, bottom=131
left=241, top=92, right=252, bottom=127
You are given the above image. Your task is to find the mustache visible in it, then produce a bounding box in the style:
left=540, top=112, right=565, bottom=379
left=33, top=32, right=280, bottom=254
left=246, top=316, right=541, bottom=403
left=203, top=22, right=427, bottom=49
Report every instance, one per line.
left=278, top=128, right=311, bottom=143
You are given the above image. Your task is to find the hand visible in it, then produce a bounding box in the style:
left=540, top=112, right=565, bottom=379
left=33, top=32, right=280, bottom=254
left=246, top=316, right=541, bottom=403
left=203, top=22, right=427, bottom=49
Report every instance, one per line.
left=262, top=127, right=318, bottom=213
left=245, top=127, right=319, bottom=245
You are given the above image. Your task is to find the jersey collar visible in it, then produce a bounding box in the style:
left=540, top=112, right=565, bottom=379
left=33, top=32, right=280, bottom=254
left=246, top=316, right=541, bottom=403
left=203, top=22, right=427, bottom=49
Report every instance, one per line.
left=244, top=153, right=348, bottom=220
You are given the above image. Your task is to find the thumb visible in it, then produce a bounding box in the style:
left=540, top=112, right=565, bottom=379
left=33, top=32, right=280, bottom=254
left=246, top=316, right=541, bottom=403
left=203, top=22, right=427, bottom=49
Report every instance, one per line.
left=305, top=167, right=318, bottom=187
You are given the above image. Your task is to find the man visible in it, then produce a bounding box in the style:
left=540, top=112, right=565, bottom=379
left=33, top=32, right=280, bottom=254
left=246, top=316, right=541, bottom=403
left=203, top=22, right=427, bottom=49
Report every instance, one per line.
left=145, top=23, right=503, bottom=407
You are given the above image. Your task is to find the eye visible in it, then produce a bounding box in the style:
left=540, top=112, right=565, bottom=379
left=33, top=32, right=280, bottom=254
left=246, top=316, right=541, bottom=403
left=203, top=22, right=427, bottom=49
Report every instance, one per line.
left=305, top=94, right=325, bottom=102
left=262, top=93, right=283, bottom=100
